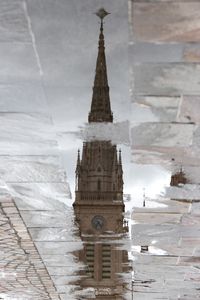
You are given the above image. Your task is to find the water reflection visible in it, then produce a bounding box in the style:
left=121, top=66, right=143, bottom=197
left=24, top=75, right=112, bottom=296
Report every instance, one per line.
left=64, top=6, right=200, bottom=300
left=71, top=11, right=132, bottom=299
left=73, top=205, right=131, bottom=299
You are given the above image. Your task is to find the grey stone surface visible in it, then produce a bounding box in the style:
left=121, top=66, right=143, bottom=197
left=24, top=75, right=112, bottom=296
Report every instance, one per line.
left=0, top=198, right=60, bottom=300
left=0, top=83, right=47, bottom=113
left=134, top=63, right=200, bottom=96
left=0, top=0, right=200, bottom=299
left=131, top=123, right=194, bottom=147
left=132, top=2, right=200, bottom=43
left=0, top=0, right=31, bottom=42
left=130, top=0, right=200, bottom=297
left=0, top=156, right=66, bottom=182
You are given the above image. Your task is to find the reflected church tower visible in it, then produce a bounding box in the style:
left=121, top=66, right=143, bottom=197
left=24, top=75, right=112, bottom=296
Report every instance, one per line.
left=73, top=9, right=129, bottom=299
left=73, top=9, right=125, bottom=234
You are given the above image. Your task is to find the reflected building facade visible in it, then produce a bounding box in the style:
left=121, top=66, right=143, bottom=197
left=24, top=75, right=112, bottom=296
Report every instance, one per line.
left=170, top=168, right=188, bottom=186
left=73, top=11, right=129, bottom=300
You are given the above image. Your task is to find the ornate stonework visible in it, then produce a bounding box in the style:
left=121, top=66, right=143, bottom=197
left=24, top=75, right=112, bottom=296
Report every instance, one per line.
left=73, top=14, right=125, bottom=235
left=73, top=12, right=128, bottom=299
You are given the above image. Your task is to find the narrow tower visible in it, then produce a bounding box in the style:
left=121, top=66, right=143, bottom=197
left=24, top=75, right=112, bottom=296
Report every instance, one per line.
left=72, top=10, right=129, bottom=299
left=73, top=8, right=125, bottom=235
left=88, top=10, right=113, bottom=123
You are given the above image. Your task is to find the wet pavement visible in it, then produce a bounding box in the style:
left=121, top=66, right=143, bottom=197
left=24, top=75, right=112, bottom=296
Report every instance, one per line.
left=0, top=197, right=59, bottom=300
left=0, top=1, right=200, bottom=300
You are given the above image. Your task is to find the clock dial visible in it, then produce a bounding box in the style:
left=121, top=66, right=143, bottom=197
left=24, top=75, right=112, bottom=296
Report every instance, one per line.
left=91, top=215, right=105, bottom=230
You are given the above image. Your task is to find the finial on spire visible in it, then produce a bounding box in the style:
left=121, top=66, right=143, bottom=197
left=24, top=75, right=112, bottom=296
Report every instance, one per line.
left=95, top=8, right=110, bottom=20
left=95, top=8, right=110, bottom=33
left=88, top=7, right=113, bottom=123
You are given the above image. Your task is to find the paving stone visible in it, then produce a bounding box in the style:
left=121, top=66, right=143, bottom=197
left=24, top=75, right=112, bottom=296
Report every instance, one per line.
left=0, top=200, right=60, bottom=299
left=131, top=122, right=194, bottom=148
left=0, top=155, right=66, bottom=182
left=132, top=2, right=200, bottom=43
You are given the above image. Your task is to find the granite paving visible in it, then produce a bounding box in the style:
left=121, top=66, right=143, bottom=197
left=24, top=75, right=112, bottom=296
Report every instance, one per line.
left=130, top=0, right=200, bottom=299
left=0, top=0, right=200, bottom=300
left=0, top=197, right=60, bottom=300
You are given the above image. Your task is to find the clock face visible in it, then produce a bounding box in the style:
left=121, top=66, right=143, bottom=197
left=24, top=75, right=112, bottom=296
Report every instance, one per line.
left=91, top=215, right=105, bottom=230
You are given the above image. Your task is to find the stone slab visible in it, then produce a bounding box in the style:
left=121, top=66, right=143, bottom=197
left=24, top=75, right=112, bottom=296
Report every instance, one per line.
left=134, top=64, right=200, bottom=96
left=132, top=2, right=200, bottom=43
left=0, top=155, right=66, bottom=182
left=131, top=123, right=194, bottom=148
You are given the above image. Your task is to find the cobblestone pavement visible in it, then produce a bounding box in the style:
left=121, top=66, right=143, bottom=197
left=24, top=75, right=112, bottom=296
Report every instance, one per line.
left=0, top=197, right=60, bottom=300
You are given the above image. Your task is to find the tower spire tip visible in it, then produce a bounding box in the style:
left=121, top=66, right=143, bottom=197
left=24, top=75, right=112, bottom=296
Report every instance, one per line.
left=89, top=7, right=113, bottom=123
left=95, top=8, right=110, bottom=20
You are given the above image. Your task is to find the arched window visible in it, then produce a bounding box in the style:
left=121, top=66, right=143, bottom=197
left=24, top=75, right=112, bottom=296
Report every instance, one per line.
left=97, top=179, right=101, bottom=191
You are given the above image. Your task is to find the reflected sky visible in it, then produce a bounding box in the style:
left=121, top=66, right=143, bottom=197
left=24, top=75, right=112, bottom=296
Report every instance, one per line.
left=28, top=0, right=171, bottom=208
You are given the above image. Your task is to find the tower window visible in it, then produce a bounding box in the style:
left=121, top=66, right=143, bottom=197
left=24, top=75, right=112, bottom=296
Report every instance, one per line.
left=102, top=244, right=111, bottom=279
left=85, top=244, right=94, bottom=278
left=97, top=179, right=101, bottom=191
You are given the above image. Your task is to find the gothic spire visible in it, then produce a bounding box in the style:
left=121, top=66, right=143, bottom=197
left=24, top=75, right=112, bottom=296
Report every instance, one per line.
left=119, top=149, right=122, bottom=165
left=75, top=149, right=81, bottom=176
left=88, top=9, right=113, bottom=123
